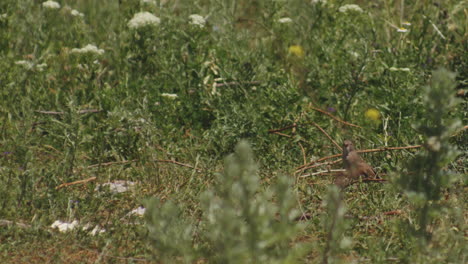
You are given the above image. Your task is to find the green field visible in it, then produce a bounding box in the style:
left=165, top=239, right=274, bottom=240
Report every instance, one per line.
left=0, top=0, right=466, bottom=263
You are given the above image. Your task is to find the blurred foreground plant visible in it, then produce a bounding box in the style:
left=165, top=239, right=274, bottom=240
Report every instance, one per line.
left=145, top=141, right=308, bottom=263
left=397, top=68, right=461, bottom=244
left=321, top=186, right=351, bottom=264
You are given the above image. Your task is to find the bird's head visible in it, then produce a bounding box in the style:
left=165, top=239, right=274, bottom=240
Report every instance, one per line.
left=343, top=140, right=355, bottom=153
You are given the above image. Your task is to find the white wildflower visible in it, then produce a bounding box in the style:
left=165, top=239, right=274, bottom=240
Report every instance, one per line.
left=71, top=44, right=105, bottom=55
left=95, top=180, right=136, bottom=194
left=402, top=21, right=411, bottom=26
left=349, top=51, right=359, bottom=58
left=51, top=220, right=79, bottom=233
left=15, top=60, right=34, bottom=69
left=141, top=0, right=156, bottom=4
left=161, top=93, right=178, bottom=99
left=42, top=1, right=61, bottom=10
left=129, top=206, right=146, bottom=217
left=189, top=14, right=206, bottom=28
left=389, top=67, right=410, bottom=72
left=278, top=17, right=292, bottom=23
left=70, top=9, right=84, bottom=17
left=82, top=224, right=106, bottom=236
left=339, top=4, right=363, bottom=13
left=311, top=0, right=327, bottom=4
left=36, top=63, right=48, bottom=71
left=128, top=12, right=160, bottom=29
left=397, top=27, right=409, bottom=33
left=90, top=226, right=106, bottom=236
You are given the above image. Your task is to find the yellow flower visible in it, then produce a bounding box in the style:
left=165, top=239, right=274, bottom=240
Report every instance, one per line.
left=365, top=108, right=381, bottom=121
left=288, top=45, right=304, bottom=58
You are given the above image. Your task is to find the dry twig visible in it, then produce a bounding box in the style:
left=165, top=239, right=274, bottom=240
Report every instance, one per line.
left=311, top=122, right=342, bottom=151
left=298, top=142, right=307, bottom=166
left=156, top=159, right=203, bottom=172
left=309, top=105, right=362, bottom=128
left=0, top=220, right=31, bottom=229
left=300, top=169, right=345, bottom=178
left=296, top=145, right=422, bottom=172
left=86, top=159, right=137, bottom=169
left=56, top=177, right=97, bottom=190
left=35, top=109, right=103, bottom=115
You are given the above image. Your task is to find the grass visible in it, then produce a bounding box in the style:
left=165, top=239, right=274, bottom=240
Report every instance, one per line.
left=0, top=0, right=466, bottom=263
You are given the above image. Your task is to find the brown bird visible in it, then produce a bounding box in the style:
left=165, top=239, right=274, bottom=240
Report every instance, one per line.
left=342, top=140, right=376, bottom=180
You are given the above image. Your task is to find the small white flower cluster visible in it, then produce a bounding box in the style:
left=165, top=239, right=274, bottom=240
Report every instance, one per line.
left=51, top=220, right=105, bottom=235
left=161, top=93, right=178, bottom=99
left=128, top=206, right=146, bottom=217
left=128, top=12, right=161, bottom=29
left=95, top=180, right=136, bottom=194
left=42, top=1, right=61, bottom=10
left=278, top=17, right=292, bottom=24
left=51, top=220, right=79, bottom=233
left=15, top=60, right=48, bottom=71
left=189, top=14, right=206, bottom=28
left=311, top=0, right=327, bottom=4
left=71, top=44, right=105, bottom=55
left=70, top=9, right=84, bottom=17
left=141, top=0, right=156, bottom=4
left=15, top=60, right=34, bottom=69
left=339, top=4, right=363, bottom=13
left=389, top=67, right=410, bottom=72
left=397, top=22, right=411, bottom=33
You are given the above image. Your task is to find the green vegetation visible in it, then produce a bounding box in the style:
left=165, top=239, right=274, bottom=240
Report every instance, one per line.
left=0, top=0, right=466, bottom=263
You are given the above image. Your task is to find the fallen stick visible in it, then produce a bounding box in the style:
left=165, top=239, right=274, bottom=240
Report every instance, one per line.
left=155, top=159, right=203, bottom=172
left=268, top=124, right=297, bottom=133
left=297, top=159, right=342, bottom=174
left=215, top=81, right=261, bottom=87
left=296, top=145, right=422, bottom=171
left=300, top=169, right=345, bottom=178
left=0, top=219, right=31, bottom=229
left=56, top=177, right=97, bottom=190
left=86, top=159, right=137, bottom=169
left=35, top=109, right=103, bottom=115
left=311, top=122, right=342, bottom=152
left=309, top=105, right=362, bottom=128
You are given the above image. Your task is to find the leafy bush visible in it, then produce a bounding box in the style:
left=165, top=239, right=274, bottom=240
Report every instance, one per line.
left=398, top=68, right=461, bottom=244
left=145, top=141, right=307, bottom=263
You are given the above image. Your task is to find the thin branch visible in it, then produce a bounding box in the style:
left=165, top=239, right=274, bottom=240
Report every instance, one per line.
left=268, top=124, right=297, bottom=133
left=296, top=154, right=341, bottom=171
left=215, top=81, right=261, bottom=87
left=156, top=159, right=203, bottom=172
left=296, top=159, right=342, bottom=174
left=86, top=159, right=137, bottom=169
left=296, top=145, right=422, bottom=171
left=300, top=169, right=345, bottom=178
left=77, top=109, right=103, bottom=114
left=56, top=177, right=97, bottom=190
left=298, top=142, right=307, bottom=166
left=312, top=122, right=342, bottom=152
left=35, top=110, right=64, bottom=115
left=355, top=145, right=422, bottom=154
left=35, top=109, right=103, bottom=115
left=310, top=105, right=362, bottom=128
left=383, top=210, right=402, bottom=216
left=271, top=131, right=293, bottom=138
left=345, top=178, right=388, bottom=188
left=0, top=220, right=31, bottom=229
